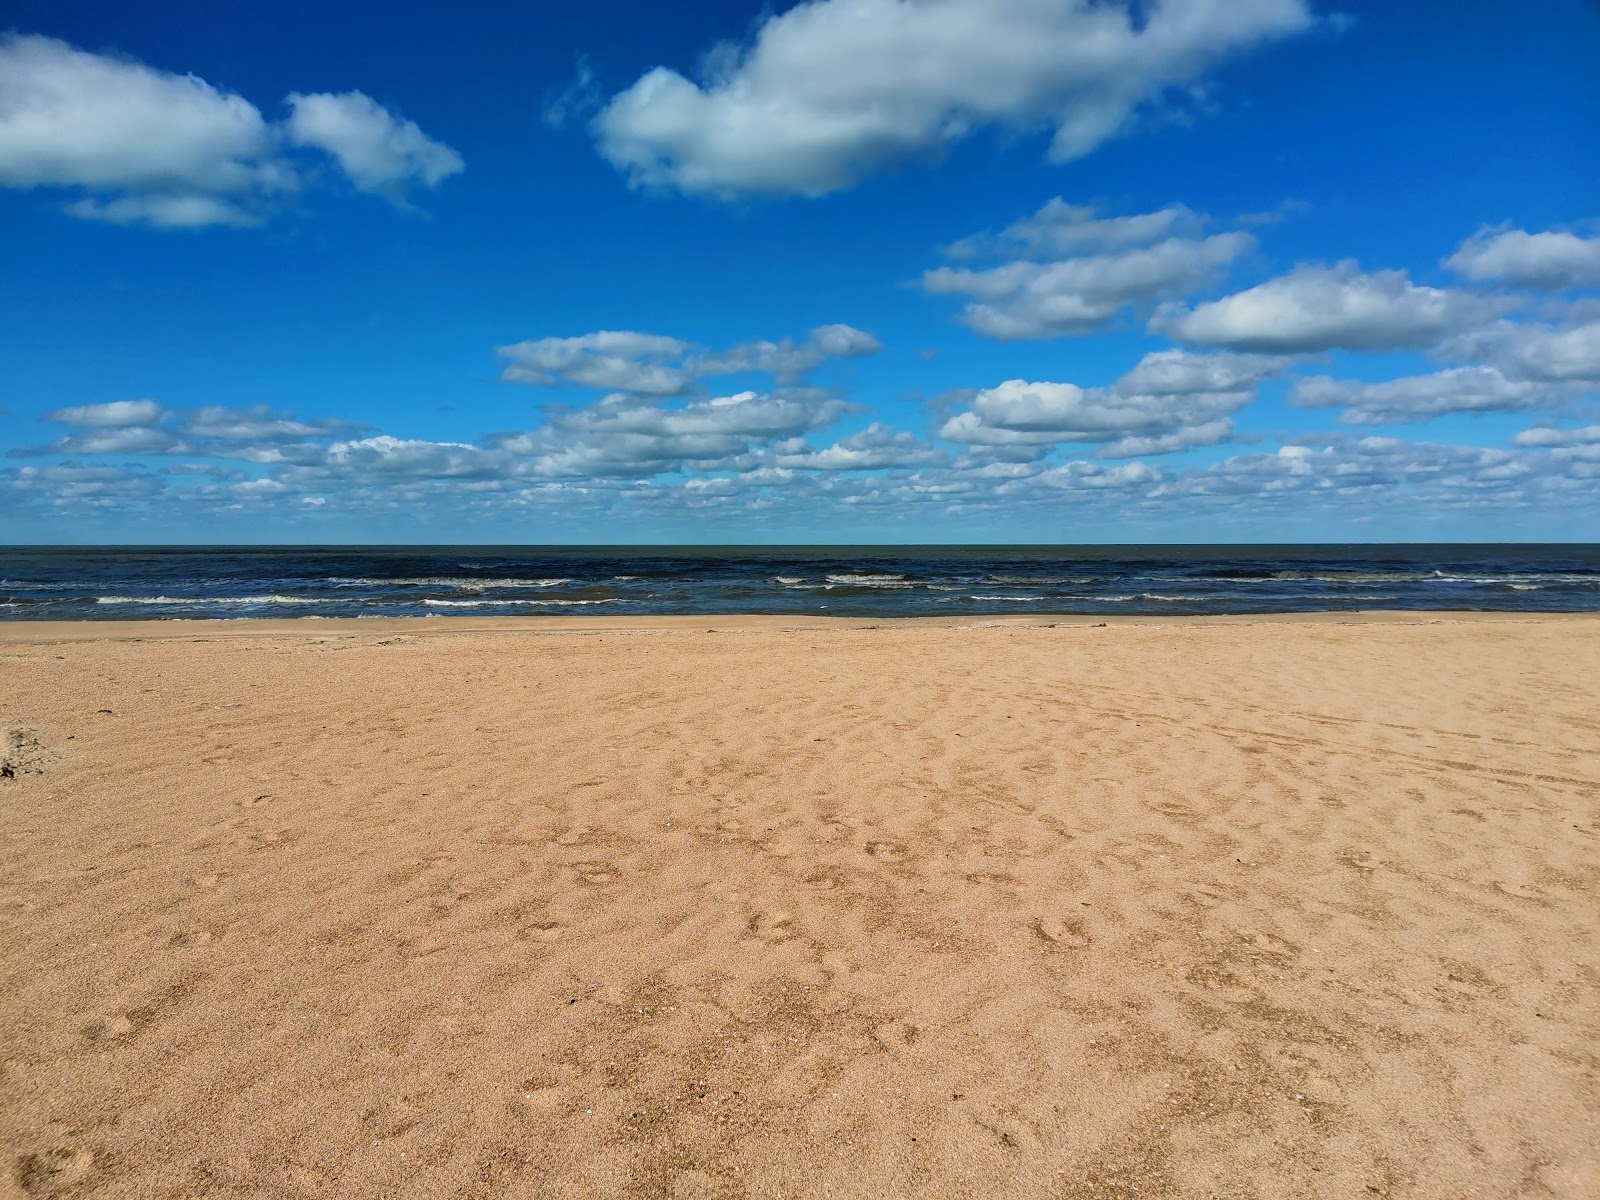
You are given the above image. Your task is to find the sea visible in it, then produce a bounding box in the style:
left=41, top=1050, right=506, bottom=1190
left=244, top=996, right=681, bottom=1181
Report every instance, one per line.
left=1, top=544, right=1597, bottom=621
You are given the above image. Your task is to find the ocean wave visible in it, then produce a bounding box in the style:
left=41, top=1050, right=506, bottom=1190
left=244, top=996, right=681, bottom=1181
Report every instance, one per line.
left=967, top=594, right=1044, bottom=601
left=94, top=594, right=333, bottom=605
left=773, top=576, right=806, bottom=585
left=825, top=573, right=906, bottom=584
left=982, top=575, right=1097, bottom=586
left=331, top=575, right=573, bottom=589
left=420, top=597, right=619, bottom=608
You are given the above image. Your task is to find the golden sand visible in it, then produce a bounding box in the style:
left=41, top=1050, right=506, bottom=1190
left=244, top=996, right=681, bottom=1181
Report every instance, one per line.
left=2, top=614, right=1597, bottom=1198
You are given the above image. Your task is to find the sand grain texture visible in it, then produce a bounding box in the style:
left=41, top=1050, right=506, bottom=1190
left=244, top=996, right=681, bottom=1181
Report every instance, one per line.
left=2, top=615, right=1597, bottom=1198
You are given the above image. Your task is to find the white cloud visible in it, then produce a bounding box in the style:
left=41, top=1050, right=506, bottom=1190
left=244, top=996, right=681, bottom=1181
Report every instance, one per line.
left=943, top=199, right=1200, bottom=259
left=497, top=332, right=697, bottom=395
left=497, top=325, right=881, bottom=393
left=13, top=426, right=185, bottom=458
left=1154, top=263, right=1511, bottom=352
left=43, top=398, right=166, bottom=426
left=1501, top=320, right=1600, bottom=383
left=1446, top=226, right=1600, bottom=290
left=490, top=389, right=851, bottom=477
left=179, top=405, right=366, bottom=441
left=65, top=192, right=262, bottom=228
left=775, top=423, right=944, bottom=470
left=694, top=324, right=883, bottom=381
left=1290, top=365, right=1567, bottom=425
left=286, top=91, right=463, bottom=198
left=0, top=34, right=282, bottom=196
left=1098, top=419, right=1234, bottom=458
left=1114, top=349, right=1288, bottom=396
left=1512, top=424, right=1600, bottom=451
left=927, top=230, right=1253, bottom=339
left=590, top=0, right=1317, bottom=197
left=937, top=351, right=1266, bottom=456
left=0, top=34, right=458, bottom=227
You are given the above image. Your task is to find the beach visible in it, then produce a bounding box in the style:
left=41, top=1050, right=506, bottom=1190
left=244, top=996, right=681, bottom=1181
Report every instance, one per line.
left=2, top=613, right=1597, bottom=1198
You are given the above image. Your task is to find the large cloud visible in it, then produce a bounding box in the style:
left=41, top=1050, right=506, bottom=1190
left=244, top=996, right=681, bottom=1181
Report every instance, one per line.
left=590, top=0, right=1317, bottom=197
left=0, top=34, right=459, bottom=227
left=1446, top=226, right=1600, bottom=291
left=1154, top=263, right=1511, bottom=352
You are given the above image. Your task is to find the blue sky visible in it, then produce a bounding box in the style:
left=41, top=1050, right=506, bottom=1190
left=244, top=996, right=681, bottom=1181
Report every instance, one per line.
left=2, top=0, right=1598, bottom=543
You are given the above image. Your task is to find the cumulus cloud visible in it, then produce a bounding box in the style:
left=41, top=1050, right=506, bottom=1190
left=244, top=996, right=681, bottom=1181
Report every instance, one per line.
left=590, top=0, right=1317, bottom=197
left=1500, top=320, right=1600, bottom=383
left=1290, top=366, right=1567, bottom=425
left=1446, top=226, right=1600, bottom=290
left=775, top=423, right=944, bottom=470
left=927, top=229, right=1253, bottom=339
left=285, top=91, right=462, bottom=199
left=497, top=325, right=881, bottom=394
left=1154, top=263, right=1511, bottom=352
left=178, top=405, right=366, bottom=441
left=1114, top=348, right=1288, bottom=396
left=0, top=33, right=458, bottom=227
left=488, top=389, right=852, bottom=478
left=11, top=426, right=185, bottom=458
left=1512, top=424, right=1600, bottom=453
left=937, top=350, right=1271, bottom=456
left=43, top=398, right=166, bottom=427
left=497, top=331, right=695, bottom=395
left=943, top=200, right=1202, bottom=260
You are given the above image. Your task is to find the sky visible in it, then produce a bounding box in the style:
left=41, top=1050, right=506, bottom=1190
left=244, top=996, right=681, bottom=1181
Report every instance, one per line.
left=2, top=0, right=1598, bottom=545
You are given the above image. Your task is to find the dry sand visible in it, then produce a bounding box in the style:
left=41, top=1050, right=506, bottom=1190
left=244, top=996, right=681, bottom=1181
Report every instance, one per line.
left=2, top=613, right=1597, bottom=1199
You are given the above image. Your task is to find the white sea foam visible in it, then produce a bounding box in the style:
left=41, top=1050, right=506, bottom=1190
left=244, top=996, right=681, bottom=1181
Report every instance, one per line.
left=967, top=594, right=1044, bottom=601
left=825, top=573, right=906, bottom=584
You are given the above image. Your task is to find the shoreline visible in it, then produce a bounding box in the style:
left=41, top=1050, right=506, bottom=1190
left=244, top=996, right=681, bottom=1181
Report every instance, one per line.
left=4, top=608, right=1599, bottom=643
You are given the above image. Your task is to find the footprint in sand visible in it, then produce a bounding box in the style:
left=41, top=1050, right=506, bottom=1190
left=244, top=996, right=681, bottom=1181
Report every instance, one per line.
left=1493, top=881, right=1544, bottom=901
left=168, top=927, right=217, bottom=948
left=82, top=1014, right=138, bottom=1045
left=361, top=1096, right=423, bottom=1140
left=802, top=868, right=843, bottom=890
left=870, top=1020, right=920, bottom=1051
left=1032, top=917, right=1092, bottom=949
left=519, top=920, right=565, bottom=942
left=865, top=840, right=909, bottom=863
left=190, top=872, right=223, bottom=889
left=1339, top=851, right=1381, bottom=872
left=1152, top=801, right=1203, bottom=824
left=745, top=910, right=795, bottom=944
left=964, top=870, right=1017, bottom=887
left=574, top=861, right=620, bottom=885
left=16, top=1147, right=95, bottom=1195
